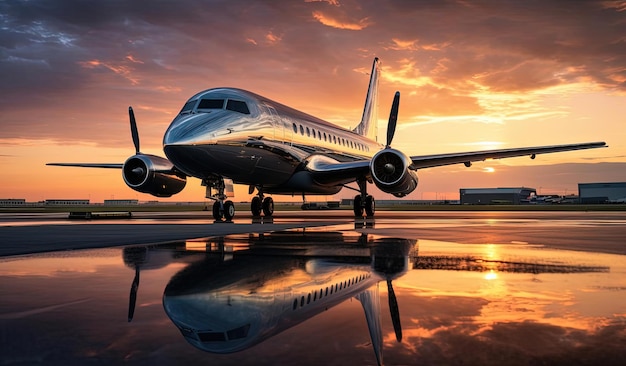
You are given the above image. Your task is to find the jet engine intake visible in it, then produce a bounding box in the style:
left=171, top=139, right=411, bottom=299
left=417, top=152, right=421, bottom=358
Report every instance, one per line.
left=370, top=149, right=418, bottom=197
left=122, top=154, right=186, bottom=197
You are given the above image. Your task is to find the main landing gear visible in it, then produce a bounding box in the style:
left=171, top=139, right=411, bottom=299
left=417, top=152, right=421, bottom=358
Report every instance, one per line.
left=353, top=179, right=375, bottom=217
left=250, top=186, right=274, bottom=217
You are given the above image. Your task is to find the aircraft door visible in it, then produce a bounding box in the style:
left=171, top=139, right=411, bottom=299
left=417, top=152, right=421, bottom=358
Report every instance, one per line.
left=266, top=105, right=284, bottom=143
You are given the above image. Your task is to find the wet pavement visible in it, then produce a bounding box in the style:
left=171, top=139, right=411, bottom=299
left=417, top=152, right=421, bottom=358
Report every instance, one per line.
left=0, top=212, right=625, bottom=365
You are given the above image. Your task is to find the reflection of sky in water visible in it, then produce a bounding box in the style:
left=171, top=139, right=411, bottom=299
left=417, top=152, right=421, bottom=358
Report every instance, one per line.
left=0, top=235, right=624, bottom=365
left=387, top=240, right=625, bottom=364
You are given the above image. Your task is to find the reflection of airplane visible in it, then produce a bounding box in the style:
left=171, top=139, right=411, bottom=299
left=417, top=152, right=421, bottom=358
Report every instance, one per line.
left=122, top=232, right=612, bottom=365
left=122, top=243, right=206, bottom=322
left=162, top=232, right=416, bottom=366
left=48, top=58, right=606, bottom=220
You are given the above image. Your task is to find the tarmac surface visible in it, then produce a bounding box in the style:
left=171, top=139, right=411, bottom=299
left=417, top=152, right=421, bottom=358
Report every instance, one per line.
left=1, top=210, right=625, bottom=256
left=1, top=210, right=625, bottom=365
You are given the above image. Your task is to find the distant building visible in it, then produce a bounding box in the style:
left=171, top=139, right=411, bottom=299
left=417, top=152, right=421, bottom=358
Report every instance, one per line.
left=460, top=187, right=536, bottom=205
left=45, top=199, right=90, bottom=206
left=0, top=199, right=26, bottom=206
left=104, top=199, right=139, bottom=206
left=579, top=182, right=626, bottom=204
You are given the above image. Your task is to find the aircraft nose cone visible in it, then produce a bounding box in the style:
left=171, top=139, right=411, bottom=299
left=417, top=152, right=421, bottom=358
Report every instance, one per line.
left=163, top=113, right=215, bottom=146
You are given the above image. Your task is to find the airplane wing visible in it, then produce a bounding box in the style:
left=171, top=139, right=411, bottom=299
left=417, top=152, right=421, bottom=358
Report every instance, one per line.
left=409, top=141, right=607, bottom=169
left=46, top=163, right=123, bottom=168
left=307, top=141, right=607, bottom=186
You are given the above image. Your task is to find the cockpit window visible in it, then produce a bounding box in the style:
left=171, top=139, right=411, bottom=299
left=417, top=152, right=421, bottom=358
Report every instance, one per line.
left=179, top=100, right=197, bottom=115
left=196, top=324, right=251, bottom=343
left=182, top=97, right=250, bottom=115
left=227, top=324, right=251, bottom=340
left=226, top=100, right=250, bottom=114
left=198, top=99, right=225, bottom=109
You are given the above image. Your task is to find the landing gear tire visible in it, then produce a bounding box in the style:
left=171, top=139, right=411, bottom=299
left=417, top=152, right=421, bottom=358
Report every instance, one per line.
left=212, top=201, right=223, bottom=221
left=353, top=195, right=364, bottom=216
left=262, top=197, right=274, bottom=217
left=365, top=195, right=375, bottom=217
left=251, top=196, right=262, bottom=216
left=223, top=200, right=235, bottom=221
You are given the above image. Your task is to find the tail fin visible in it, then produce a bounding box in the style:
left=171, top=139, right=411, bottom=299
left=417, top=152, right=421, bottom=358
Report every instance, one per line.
left=353, top=57, right=380, bottom=141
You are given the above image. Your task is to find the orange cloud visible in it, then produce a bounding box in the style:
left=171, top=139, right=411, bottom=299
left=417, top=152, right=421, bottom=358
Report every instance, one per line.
left=311, top=11, right=370, bottom=30
left=387, top=38, right=451, bottom=52
left=125, top=55, right=144, bottom=64
left=78, top=59, right=140, bottom=85
left=601, top=1, right=626, bottom=11
left=305, top=0, right=340, bottom=6
left=265, top=31, right=283, bottom=44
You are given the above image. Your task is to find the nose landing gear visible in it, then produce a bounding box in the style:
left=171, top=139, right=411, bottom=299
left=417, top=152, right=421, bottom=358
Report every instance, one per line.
left=204, top=177, right=235, bottom=222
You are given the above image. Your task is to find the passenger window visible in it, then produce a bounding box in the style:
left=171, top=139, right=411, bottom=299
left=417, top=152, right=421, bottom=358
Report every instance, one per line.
left=300, top=125, right=304, bottom=135
left=292, top=123, right=297, bottom=133
left=226, top=99, right=250, bottom=114
left=323, top=132, right=327, bottom=142
left=198, top=99, right=224, bottom=109
left=306, top=127, right=310, bottom=137
left=318, top=131, right=322, bottom=140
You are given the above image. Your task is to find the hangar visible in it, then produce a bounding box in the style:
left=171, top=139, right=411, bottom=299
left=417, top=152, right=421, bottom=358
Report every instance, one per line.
left=460, top=187, right=536, bottom=205
left=578, top=182, right=626, bottom=203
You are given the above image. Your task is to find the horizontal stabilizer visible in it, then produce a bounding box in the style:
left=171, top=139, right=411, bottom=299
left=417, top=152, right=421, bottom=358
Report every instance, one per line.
left=46, top=163, right=123, bottom=169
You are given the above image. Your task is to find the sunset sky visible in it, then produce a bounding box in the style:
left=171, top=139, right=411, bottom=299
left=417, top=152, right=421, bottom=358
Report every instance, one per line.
left=1, top=0, right=625, bottom=202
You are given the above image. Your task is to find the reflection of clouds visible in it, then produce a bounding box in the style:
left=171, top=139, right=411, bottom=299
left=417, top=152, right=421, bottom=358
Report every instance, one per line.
left=0, top=252, right=121, bottom=276
left=384, top=291, right=626, bottom=364
left=388, top=238, right=626, bottom=363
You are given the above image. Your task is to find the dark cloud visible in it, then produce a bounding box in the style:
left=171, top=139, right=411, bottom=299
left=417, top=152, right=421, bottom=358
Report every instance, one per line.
left=0, top=0, right=624, bottom=143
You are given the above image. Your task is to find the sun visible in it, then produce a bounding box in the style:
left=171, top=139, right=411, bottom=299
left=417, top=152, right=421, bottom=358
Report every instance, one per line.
left=483, top=167, right=495, bottom=173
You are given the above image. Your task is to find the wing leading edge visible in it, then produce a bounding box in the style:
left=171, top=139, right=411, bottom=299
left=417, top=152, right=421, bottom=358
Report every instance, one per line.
left=409, top=141, right=607, bottom=169
left=307, top=141, right=607, bottom=186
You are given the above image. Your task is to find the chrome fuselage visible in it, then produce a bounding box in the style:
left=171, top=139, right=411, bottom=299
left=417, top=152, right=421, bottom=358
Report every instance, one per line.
left=163, top=88, right=383, bottom=194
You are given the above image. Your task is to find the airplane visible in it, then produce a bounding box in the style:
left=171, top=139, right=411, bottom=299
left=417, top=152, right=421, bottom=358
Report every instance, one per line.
left=48, top=58, right=607, bottom=221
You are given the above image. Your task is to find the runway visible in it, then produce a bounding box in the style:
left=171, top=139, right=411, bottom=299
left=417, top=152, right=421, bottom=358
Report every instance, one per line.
left=1, top=211, right=625, bottom=256
left=1, top=211, right=625, bottom=365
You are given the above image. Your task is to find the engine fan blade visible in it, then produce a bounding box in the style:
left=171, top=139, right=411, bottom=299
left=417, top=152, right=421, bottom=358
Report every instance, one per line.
left=386, top=92, right=400, bottom=148
left=129, top=106, right=140, bottom=154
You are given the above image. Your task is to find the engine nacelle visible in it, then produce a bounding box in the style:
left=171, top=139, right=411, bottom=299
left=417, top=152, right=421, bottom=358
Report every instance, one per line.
left=122, top=154, right=186, bottom=197
left=370, top=148, right=418, bottom=197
